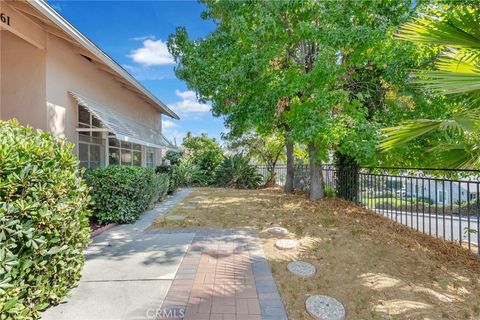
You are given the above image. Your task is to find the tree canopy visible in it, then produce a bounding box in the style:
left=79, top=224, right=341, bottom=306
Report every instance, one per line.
left=167, top=0, right=474, bottom=198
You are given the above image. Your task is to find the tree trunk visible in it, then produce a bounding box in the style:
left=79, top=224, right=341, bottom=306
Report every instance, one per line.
left=309, top=143, right=324, bottom=201
left=284, top=141, right=294, bottom=193
left=264, top=161, right=276, bottom=187
left=334, top=151, right=359, bottom=203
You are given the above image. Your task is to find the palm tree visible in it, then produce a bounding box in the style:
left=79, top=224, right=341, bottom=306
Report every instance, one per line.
left=379, top=6, right=480, bottom=168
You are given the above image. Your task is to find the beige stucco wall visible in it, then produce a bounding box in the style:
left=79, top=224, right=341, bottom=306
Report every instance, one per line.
left=0, top=30, right=47, bottom=130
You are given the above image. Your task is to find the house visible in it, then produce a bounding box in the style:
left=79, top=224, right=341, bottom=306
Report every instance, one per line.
left=0, top=0, right=178, bottom=168
left=401, top=177, right=478, bottom=206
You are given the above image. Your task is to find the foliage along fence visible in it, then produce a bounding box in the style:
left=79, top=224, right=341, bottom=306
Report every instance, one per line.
left=257, top=164, right=480, bottom=255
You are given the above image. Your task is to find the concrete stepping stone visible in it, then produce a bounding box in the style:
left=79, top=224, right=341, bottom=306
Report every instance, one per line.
left=265, top=226, right=289, bottom=235
left=305, top=295, right=346, bottom=320
left=275, top=239, right=298, bottom=250
left=287, top=261, right=316, bottom=277
left=166, top=215, right=186, bottom=221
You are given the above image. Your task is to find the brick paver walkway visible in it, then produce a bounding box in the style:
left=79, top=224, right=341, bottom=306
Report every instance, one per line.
left=157, top=229, right=287, bottom=320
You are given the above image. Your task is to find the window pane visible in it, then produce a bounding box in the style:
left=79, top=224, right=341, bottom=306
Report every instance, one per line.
left=133, top=143, right=142, bottom=151
left=109, top=148, right=120, bottom=165
left=79, top=143, right=88, bottom=162
left=90, top=145, right=101, bottom=162
left=121, top=150, right=132, bottom=165
left=145, top=151, right=154, bottom=167
left=78, top=105, right=90, bottom=125
left=133, top=151, right=142, bottom=166
left=78, top=123, right=90, bottom=136
left=121, top=141, right=132, bottom=149
left=109, top=138, right=120, bottom=147
left=91, top=115, right=102, bottom=128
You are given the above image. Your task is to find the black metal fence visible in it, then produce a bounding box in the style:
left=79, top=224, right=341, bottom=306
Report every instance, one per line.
left=257, top=164, right=480, bottom=255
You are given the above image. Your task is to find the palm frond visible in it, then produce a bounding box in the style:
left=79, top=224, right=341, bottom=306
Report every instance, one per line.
left=379, top=120, right=444, bottom=151
left=379, top=110, right=480, bottom=151
left=429, top=143, right=480, bottom=169
left=410, top=70, right=480, bottom=95
left=396, top=7, right=480, bottom=50
left=436, top=50, right=480, bottom=73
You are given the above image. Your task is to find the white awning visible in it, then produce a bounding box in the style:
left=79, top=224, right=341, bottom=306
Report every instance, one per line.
left=71, top=92, right=177, bottom=150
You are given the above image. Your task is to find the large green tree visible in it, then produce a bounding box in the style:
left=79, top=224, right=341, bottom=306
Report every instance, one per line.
left=168, top=0, right=352, bottom=200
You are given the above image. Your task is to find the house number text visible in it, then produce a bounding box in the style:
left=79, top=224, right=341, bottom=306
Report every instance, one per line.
left=0, top=13, right=11, bottom=26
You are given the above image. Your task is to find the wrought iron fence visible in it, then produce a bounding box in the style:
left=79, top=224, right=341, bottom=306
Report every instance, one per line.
left=257, top=164, right=480, bottom=255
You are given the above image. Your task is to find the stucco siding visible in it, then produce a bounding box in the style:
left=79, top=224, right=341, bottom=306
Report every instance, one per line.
left=1, top=31, right=47, bottom=130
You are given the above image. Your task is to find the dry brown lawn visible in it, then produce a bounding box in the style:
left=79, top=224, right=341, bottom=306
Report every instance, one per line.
left=151, top=187, right=480, bottom=319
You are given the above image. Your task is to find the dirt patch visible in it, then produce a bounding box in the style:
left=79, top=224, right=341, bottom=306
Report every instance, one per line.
left=151, top=187, right=480, bottom=319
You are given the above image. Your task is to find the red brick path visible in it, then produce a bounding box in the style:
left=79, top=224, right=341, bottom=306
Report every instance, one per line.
left=157, top=229, right=286, bottom=320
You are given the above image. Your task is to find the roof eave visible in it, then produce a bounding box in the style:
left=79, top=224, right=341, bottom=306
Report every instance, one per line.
left=29, top=0, right=180, bottom=120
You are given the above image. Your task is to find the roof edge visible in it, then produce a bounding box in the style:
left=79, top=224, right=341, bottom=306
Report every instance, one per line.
left=29, top=0, right=179, bottom=120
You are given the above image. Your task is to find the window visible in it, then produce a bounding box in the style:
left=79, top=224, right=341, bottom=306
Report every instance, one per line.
left=77, top=105, right=105, bottom=168
left=108, top=136, right=143, bottom=167
left=438, top=190, right=447, bottom=203
left=145, top=147, right=156, bottom=168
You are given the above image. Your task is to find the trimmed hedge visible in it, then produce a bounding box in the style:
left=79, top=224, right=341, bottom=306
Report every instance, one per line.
left=84, top=166, right=169, bottom=224
left=0, top=119, right=91, bottom=319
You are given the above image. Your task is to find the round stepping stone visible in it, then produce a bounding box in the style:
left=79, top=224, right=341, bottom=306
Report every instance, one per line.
left=305, top=295, right=346, bottom=320
left=265, top=227, right=289, bottom=235
left=287, top=261, right=316, bottom=277
left=166, top=215, right=186, bottom=221
left=275, top=239, right=298, bottom=250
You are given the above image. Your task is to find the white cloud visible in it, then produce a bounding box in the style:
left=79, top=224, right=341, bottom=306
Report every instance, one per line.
left=130, top=35, right=155, bottom=41
left=128, top=39, right=174, bottom=66
left=168, top=90, right=211, bottom=115
left=162, top=119, right=178, bottom=129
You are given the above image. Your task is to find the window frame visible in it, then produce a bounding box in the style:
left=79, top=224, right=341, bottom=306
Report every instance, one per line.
left=77, top=105, right=105, bottom=168
left=108, top=134, right=144, bottom=167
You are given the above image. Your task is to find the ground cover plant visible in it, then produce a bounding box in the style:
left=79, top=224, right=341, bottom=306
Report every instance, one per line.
left=0, top=120, right=91, bottom=319
left=152, top=188, right=480, bottom=319
left=84, top=166, right=168, bottom=224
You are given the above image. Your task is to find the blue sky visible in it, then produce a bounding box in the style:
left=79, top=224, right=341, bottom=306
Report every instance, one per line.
left=48, top=0, right=225, bottom=145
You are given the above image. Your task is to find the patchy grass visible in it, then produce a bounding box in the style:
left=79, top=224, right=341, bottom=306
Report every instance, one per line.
left=151, top=187, right=480, bottom=319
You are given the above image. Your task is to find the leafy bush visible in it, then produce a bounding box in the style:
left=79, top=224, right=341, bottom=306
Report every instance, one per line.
left=171, top=158, right=208, bottom=187
left=215, top=155, right=261, bottom=189
left=165, top=150, right=183, bottom=166
left=156, top=165, right=178, bottom=194
left=182, top=132, right=223, bottom=184
left=84, top=166, right=168, bottom=224
left=0, top=119, right=91, bottom=319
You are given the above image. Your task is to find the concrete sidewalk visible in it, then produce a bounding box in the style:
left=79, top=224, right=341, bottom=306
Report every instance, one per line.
left=42, top=189, right=194, bottom=320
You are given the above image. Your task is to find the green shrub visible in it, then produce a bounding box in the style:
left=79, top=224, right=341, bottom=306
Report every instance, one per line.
left=171, top=158, right=208, bottom=187
left=215, top=155, right=261, bottom=189
left=84, top=166, right=168, bottom=224
left=0, top=119, right=91, bottom=319
left=156, top=165, right=177, bottom=193
left=165, top=150, right=183, bottom=166
left=182, top=132, right=224, bottom=184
